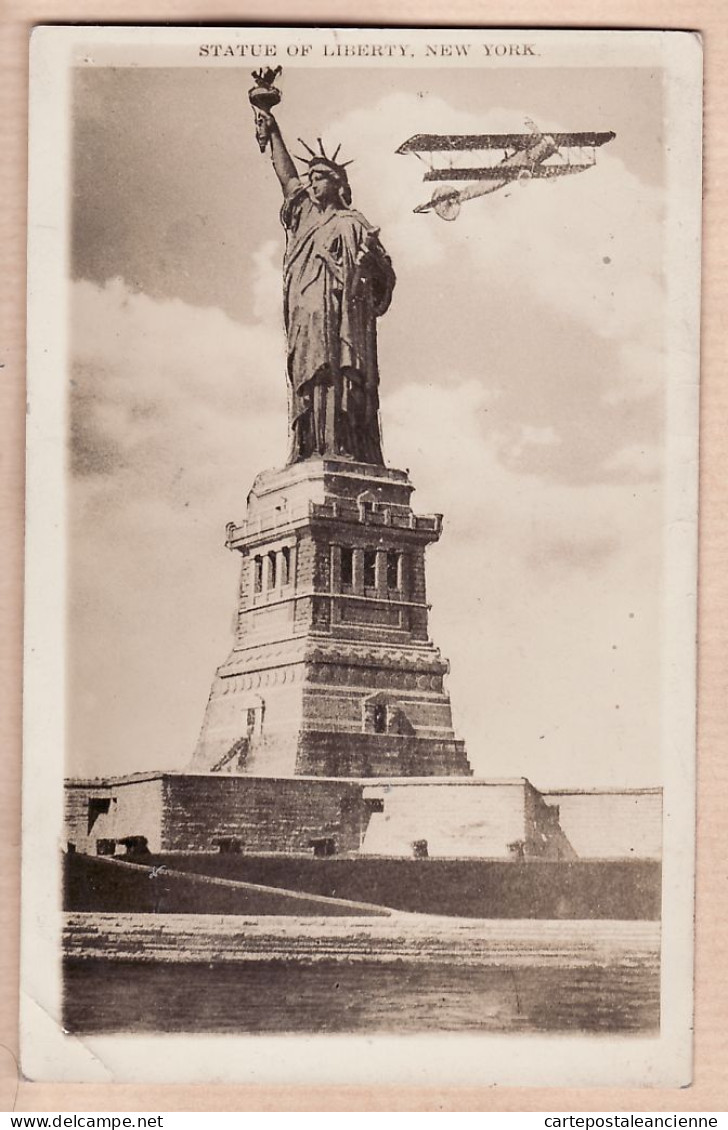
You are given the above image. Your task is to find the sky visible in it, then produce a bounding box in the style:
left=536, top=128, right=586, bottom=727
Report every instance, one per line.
left=68, top=62, right=668, bottom=787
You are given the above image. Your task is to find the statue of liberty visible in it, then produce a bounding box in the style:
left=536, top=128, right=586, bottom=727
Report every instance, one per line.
left=249, top=69, right=396, bottom=466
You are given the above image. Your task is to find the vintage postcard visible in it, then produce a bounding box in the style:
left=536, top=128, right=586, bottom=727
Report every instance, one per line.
left=22, top=26, right=701, bottom=1087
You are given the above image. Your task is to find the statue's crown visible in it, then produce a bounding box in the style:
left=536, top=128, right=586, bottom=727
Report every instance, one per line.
left=294, top=137, right=353, bottom=174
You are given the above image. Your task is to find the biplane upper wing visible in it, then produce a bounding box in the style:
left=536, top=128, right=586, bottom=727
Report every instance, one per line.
left=397, top=131, right=616, bottom=154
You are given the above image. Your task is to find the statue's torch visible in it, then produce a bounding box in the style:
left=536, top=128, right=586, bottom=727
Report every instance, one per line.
left=248, top=66, right=283, bottom=152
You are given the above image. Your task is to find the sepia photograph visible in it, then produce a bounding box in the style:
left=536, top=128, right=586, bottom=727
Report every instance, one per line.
left=22, top=26, right=700, bottom=1087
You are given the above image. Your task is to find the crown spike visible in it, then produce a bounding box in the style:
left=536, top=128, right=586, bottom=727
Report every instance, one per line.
left=331, top=143, right=342, bottom=162
left=317, top=137, right=326, bottom=156
left=340, top=159, right=354, bottom=168
left=297, top=137, right=318, bottom=158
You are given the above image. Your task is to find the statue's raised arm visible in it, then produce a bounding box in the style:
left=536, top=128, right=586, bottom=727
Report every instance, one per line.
left=248, top=68, right=395, bottom=467
left=248, top=69, right=298, bottom=196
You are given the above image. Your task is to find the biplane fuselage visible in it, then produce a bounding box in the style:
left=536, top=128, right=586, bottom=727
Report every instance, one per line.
left=398, top=128, right=615, bottom=220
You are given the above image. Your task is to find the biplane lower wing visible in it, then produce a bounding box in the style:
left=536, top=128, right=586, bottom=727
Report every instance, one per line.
left=423, top=164, right=586, bottom=181
left=397, top=131, right=616, bottom=154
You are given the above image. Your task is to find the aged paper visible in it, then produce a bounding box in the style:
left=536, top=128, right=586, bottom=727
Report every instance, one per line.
left=20, top=25, right=700, bottom=1090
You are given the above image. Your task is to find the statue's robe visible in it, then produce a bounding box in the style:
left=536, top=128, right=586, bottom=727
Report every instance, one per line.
left=281, top=179, right=395, bottom=464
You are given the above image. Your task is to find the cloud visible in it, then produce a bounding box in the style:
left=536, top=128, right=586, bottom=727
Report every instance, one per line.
left=383, top=378, right=660, bottom=562
left=382, top=375, right=663, bottom=788
left=71, top=275, right=287, bottom=489
left=68, top=274, right=287, bottom=777
left=329, top=91, right=664, bottom=331
left=324, top=92, right=665, bottom=485
left=251, top=240, right=282, bottom=323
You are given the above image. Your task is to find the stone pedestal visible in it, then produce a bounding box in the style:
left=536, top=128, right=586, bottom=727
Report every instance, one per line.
left=190, top=458, right=471, bottom=778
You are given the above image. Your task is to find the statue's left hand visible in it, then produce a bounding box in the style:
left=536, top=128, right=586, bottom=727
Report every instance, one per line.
left=362, top=227, right=381, bottom=253
left=354, top=231, right=380, bottom=272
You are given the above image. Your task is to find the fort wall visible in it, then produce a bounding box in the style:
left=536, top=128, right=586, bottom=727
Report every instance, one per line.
left=64, top=772, right=660, bottom=862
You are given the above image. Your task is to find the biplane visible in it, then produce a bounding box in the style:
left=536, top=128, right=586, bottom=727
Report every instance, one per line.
left=397, top=123, right=616, bottom=220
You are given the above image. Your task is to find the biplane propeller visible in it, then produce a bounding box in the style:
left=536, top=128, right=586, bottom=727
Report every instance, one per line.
left=397, top=122, right=616, bottom=220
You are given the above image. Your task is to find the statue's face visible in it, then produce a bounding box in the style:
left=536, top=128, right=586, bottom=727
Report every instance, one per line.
left=308, top=169, right=339, bottom=207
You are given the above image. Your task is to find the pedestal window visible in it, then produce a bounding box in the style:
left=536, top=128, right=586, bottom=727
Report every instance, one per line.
left=266, top=551, right=277, bottom=590
left=363, top=549, right=377, bottom=589
left=387, top=551, right=401, bottom=591
left=341, top=546, right=354, bottom=587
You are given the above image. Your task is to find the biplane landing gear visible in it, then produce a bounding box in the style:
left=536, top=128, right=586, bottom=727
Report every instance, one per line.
left=431, top=185, right=461, bottom=222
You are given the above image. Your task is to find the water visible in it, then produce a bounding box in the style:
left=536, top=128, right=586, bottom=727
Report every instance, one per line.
left=63, top=958, right=659, bottom=1035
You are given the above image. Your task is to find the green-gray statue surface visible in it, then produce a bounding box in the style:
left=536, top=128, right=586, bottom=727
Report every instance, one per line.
left=250, top=71, right=396, bottom=465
